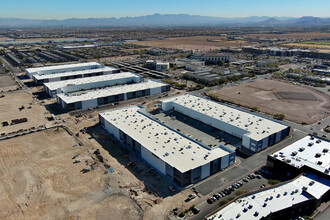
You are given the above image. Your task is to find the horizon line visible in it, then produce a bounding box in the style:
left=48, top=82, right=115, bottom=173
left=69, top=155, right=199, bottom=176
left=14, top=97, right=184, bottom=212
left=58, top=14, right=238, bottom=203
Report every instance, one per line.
left=1, top=13, right=328, bottom=21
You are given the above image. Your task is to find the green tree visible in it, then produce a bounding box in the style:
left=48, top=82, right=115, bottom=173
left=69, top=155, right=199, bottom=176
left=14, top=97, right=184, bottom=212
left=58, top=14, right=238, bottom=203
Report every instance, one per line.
left=274, top=113, right=285, bottom=120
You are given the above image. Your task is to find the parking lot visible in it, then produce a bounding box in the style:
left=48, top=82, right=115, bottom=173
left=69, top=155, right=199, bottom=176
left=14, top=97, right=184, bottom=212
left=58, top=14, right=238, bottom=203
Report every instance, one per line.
left=187, top=169, right=274, bottom=220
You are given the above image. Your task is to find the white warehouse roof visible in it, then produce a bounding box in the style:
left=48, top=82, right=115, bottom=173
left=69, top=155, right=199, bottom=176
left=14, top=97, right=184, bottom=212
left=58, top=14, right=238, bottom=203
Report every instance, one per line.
left=270, top=135, right=330, bottom=175
left=100, top=106, right=231, bottom=173
left=26, top=62, right=102, bottom=75
left=160, top=94, right=288, bottom=141
left=57, top=80, right=167, bottom=104
left=33, top=66, right=118, bottom=80
left=44, top=72, right=141, bottom=91
left=207, top=173, right=330, bottom=220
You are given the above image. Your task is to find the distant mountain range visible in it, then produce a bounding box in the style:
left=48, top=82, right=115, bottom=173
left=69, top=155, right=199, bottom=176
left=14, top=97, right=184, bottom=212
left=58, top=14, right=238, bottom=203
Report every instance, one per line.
left=0, top=14, right=329, bottom=28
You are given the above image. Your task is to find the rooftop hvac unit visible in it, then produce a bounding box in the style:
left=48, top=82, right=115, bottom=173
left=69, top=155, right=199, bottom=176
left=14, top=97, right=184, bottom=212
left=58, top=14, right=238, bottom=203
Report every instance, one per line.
left=292, top=151, right=298, bottom=156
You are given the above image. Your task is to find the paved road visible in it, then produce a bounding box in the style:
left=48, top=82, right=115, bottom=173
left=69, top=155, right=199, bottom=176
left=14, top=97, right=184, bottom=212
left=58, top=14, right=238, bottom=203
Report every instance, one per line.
left=315, top=206, right=330, bottom=220
left=188, top=130, right=307, bottom=220
left=194, top=130, right=306, bottom=196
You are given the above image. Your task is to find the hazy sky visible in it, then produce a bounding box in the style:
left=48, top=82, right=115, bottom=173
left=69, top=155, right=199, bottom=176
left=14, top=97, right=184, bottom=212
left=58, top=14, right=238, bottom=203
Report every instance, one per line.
left=1, top=0, right=329, bottom=19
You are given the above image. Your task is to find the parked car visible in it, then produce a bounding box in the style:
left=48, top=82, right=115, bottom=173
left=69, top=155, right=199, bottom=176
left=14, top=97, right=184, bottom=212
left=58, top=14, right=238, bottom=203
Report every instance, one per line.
left=229, top=186, right=236, bottom=191
left=224, top=189, right=232, bottom=194
left=207, top=198, right=213, bottom=204
left=207, top=197, right=216, bottom=204
left=188, top=193, right=196, bottom=200
left=213, top=194, right=220, bottom=200
left=192, top=207, right=200, bottom=214
left=254, top=170, right=262, bottom=175
left=243, top=178, right=249, bottom=182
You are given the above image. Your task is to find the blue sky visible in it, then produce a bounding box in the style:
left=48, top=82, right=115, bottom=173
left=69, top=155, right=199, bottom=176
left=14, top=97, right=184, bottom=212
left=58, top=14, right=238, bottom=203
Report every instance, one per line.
left=1, top=0, right=329, bottom=19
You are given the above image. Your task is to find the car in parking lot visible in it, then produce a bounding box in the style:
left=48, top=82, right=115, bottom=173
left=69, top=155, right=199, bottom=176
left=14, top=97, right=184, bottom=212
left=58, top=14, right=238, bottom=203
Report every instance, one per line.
left=243, top=178, right=249, bottom=182
left=229, top=186, right=236, bottom=191
left=256, top=174, right=262, bottom=179
left=187, top=193, right=196, bottom=200
left=207, top=197, right=216, bottom=204
left=224, top=189, right=232, bottom=194
left=214, top=194, right=221, bottom=200
left=254, top=170, right=262, bottom=175
left=192, top=207, right=200, bottom=214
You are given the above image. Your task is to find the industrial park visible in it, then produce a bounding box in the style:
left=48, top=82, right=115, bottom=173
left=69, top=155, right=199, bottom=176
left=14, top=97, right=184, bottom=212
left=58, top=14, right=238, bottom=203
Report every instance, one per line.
left=0, top=2, right=330, bottom=220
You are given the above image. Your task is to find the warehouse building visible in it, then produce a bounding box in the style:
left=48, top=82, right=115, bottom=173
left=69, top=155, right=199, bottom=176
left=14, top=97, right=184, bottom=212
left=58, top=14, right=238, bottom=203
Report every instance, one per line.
left=202, top=53, right=230, bottom=63
left=32, top=66, right=119, bottom=85
left=159, top=94, right=289, bottom=153
left=99, top=105, right=235, bottom=186
left=25, top=62, right=104, bottom=78
left=5, top=52, right=24, bottom=66
left=44, top=72, right=143, bottom=97
left=206, top=173, right=330, bottom=220
left=57, top=80, right=170, bottom=111
left=267, top=135, right=330, bottom=178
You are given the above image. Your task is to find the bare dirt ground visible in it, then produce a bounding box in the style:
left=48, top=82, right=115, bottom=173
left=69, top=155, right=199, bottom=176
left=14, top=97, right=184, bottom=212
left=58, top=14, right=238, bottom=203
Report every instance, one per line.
left=0, top=88, right=199, bottom=220
left=279, top=63, right=306, bottom=71
left=94, top=55, right=140, bottom=63
left=0, top=75, right=18, bottom=92
left=0, top=127, right=143, bottom=220
left=132, top=36, right=253, bottom=51
left=282, top=43, right=330, bottom=53
left=208, top=79, right=330, bottom=124
left=0, top=91, right=50, bottom=134
left=14, top=37, right=89, bottom=42
left=245, top=32, right=330, bottom=40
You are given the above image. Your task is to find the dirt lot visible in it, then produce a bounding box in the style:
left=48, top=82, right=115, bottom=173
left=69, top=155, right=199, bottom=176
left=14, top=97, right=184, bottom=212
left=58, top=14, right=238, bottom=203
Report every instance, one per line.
left=282, top=43, right=330, bottom=53
left=132, top=36, right=253, bottom=51
left=0, top=127, right=144, bottom=220
left=94, top=55, right=140, bottom=63
left=0, top=75, right=18, bottom=92
left=279, top=63, right=306, bottom=71
left=0, top=91, right=50, bottom=134
left=208, top=79, right=330, bottom=124
left=0, top=88, right=206, bottom=220
left=245, top=32, right=330, bottom=40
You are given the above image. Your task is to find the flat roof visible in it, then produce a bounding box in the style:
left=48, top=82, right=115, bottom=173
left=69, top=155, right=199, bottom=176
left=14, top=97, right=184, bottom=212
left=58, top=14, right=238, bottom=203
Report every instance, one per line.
left=61, top=44, right=97, bottom=49
left=57, top=80, right=167, bottom=104
left=160, top=94, right=288, bottom=141
left=207, top=173, right=330, bottom=220
left=26, top=62, right=102, bottom=74
left=100, top=106, right=231, bottom=173
left=44, top=72, right=141, bottom=91
left=33, top=66, right=118, bottom=80
left=204, top=53, right=231, bottom=57
left=270, top=135, right=330, bottom=175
